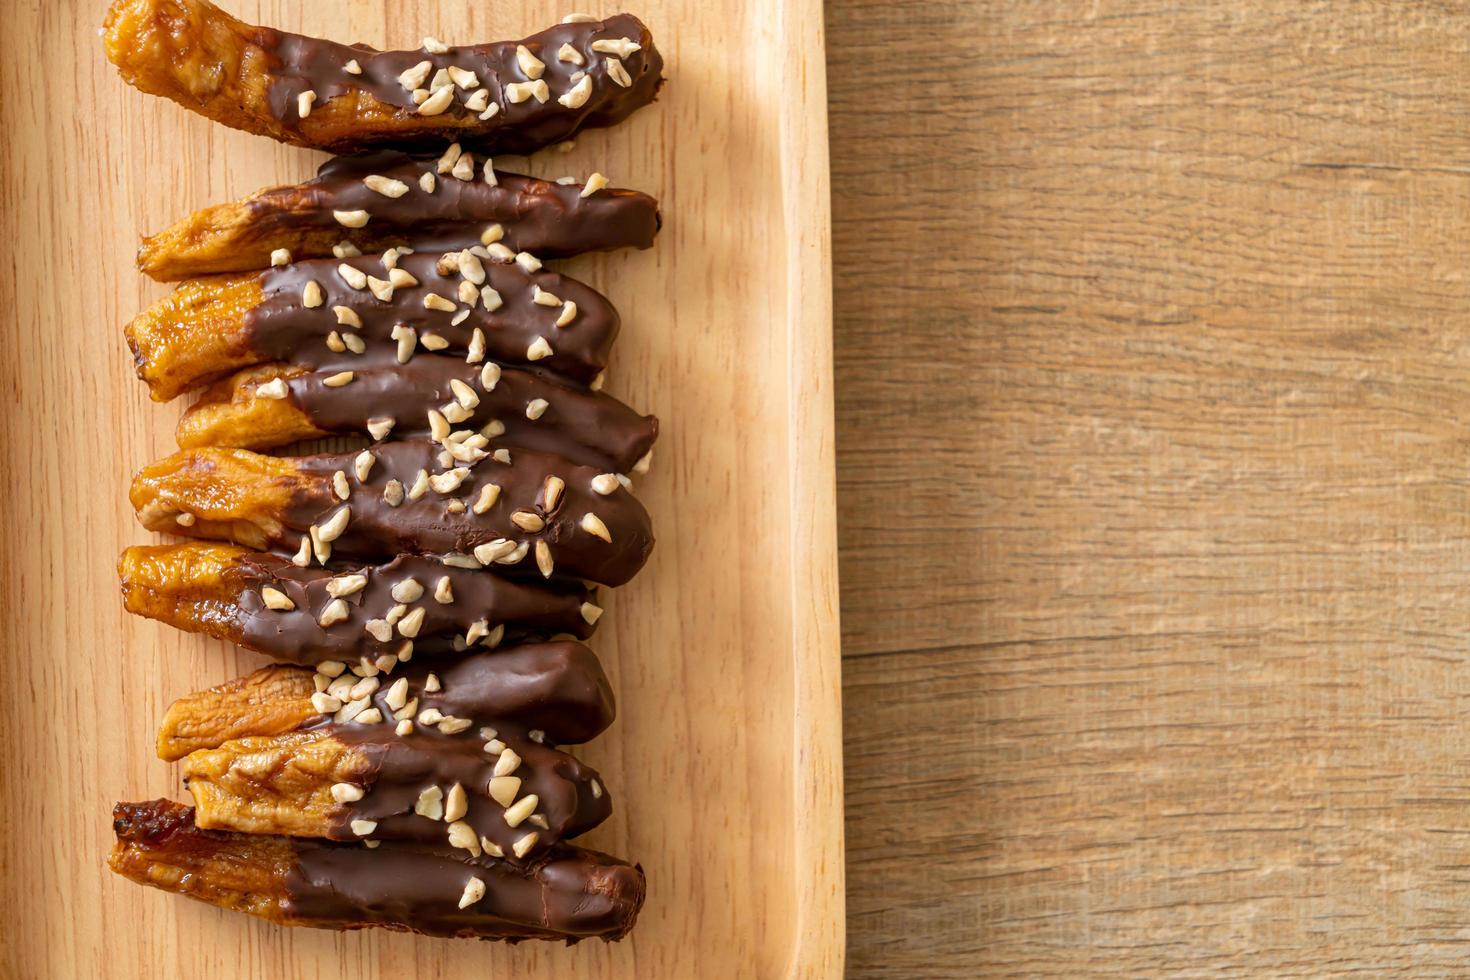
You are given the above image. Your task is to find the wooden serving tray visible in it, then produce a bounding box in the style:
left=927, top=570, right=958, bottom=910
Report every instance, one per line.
left=0, top=2, right=842, bottom=976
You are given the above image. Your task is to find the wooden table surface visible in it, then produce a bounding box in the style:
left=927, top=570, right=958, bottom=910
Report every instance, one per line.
left=828, top=1, right=1470, bottom=975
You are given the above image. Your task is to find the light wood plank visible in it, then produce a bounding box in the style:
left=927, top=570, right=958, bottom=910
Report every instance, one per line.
left=0, top=2, right=841, bottom=977
left=829, top=0, right=1470, bottom=975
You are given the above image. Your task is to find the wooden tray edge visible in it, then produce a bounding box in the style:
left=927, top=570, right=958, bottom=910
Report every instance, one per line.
left=778, top=1, right=845, bottom=976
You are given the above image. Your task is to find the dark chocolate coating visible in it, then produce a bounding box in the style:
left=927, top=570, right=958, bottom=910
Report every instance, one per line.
left=110, top=800, right=644, bottom=941
left=320, top=725, right=610, bottom=859
left=253, top=151, right=660, bottom=258
left=234, top=553, right=595, bottom=665
left=284, top=839, right=645, bottom=941
left=280, top=355, right=658, bottom=473
left=261, top=14, right=664, bottom=155
left=247, top=249, right=617, bottom=385
left=285, top=441, right=654, bottom=587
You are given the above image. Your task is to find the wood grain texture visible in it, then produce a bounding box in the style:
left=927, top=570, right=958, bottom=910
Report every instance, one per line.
left=828, top=0, right=1470, bottom=975
left=0, top=2, right=841, bottom=978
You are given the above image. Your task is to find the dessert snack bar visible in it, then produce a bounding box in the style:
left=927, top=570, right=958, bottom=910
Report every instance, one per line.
left=121, top=544, right=602, bottom=664
left=131, top=442, right=655, bottom=587
left=173, top=359, right=657, bottom=473
left=128, top=247, right=620, bottom=400
left=103, top=0, right=664, bottom=154
left=111, top=800, right=644, bottom=941
left=138, top=152, right=661, bottom=280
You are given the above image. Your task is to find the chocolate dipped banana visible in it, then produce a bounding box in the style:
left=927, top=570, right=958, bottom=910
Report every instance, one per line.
left=156, top=643, right=615, bottom=761
left=110, top=800, right=644, bottom=941
left=174, top=360, right=657, bottom=474
left=122, top=543, right=602, bottom=665
left=103, top=0, right=663, bottom=155
left=128, top=246, right=618, bottom=400
left=138, top=151, right=660, bottom=280
left=131, top=442, right=654, bottom=587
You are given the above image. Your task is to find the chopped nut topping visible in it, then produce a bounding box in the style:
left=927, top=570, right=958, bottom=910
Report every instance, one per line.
left=512, top=832, right=539, bottom=858
left=515, top=251, right=543, bottom=273
left=532, top=285, right=561, bottom=307
left=317, top=506, right=351, bottom=542
left=557, top=42, right=585, bottom=65
left=511, top=510, right=546, bottom=532
left=310, top=526, right=331, bottom=564
left=175, top=513, right=196, bottom=527
left=458, top=876, right=486, bottom=909
left=456, top=281, right=479, bottom=306
left=458, top=250, right=487, bottom=285
left=486, top=242, right=515, bottom=263
left=554, top=300, right=578, bottom=327
left=323, top=371, right=354, bottom=387
left=396, top=719, right=414, bottom=736
left=256, top=378, right=289, bottom=400
left=297, top=90, right=316, bottom=118
left=332, top=241, right=362, bottom=258
left=327, top=574, right=367, bottom=598
left=422, top=333, right=450, bottom=351
left=383, top=677, right=409, bottom=711
left=464, top=88, right=491, bottom=113
left=473, top=539, right=516, bottom=564
left=467, top=328, right=487, bottom=364
left=422, top=36, right=449, bottom=54
left=452, top=151, right=476, bottom=182
left=432, top=576, right=454, bottom=604
left=581, top=172, right=610, bottom=198
left=390, top=578, right=424, bottom=603
left=447, top=820, right=481, bottom=857
left=310, top=692, right=342, bottom=714
left=471, top=484, right=502, bottom=516
left=319, top=598, right=350, bottom=627
left=580, top=601, right=604, bottom=625
left=424, top=292, right=457, bottom=312
left=481, top=224, right=505, bottom=247
left=350, top=819, right=377, bottom=837
left=347, top=674, right=379, bottom=701
left=367, top=276, right=395, bottom=301
left=494, top=748, right=522, bottom=778
left=534, top=540, right=554, bottom=578
left=326, top=330, right=347, bottom=353
left=408, top=470, right=430, bottom=500
left=292, top=536, right=312, bottom=567
left=332, top=471, right=351, bottom=500
left=338, top=264, right=368, bottom=289
left=447, top=65, right=480, bottom=90
left=444, top=782, right=468, bottom=823
left=487, top=775, right=521, bottom=808
left=344, top=59, right=362, bottom=75
left=438, top=143, right=463, bottom=174
left=302, top=281, right=325, bottom=308
left=419, top=171, right=437, bottom=193
left=558, top=74, right=593, bottom=109
left=590, top=371, right=606, bottom=391
left=493, top=449, right=513, bottom=465
left=354, top=450, right=375, bottom=482
left=525, top=398, right=550, bottom=421
left=364, top=175, right=410, bottom=198
left=592, top=37, right=642, bottom=57
left=388, top=267, right=419, bottom=289
left=343, top=333, right=366, bottom=354
left=415, top=785, right=445, bottom=820
left=333, top=209, right=370, bottom=229
left=390, top=323, right=417, bottom=363
left=399, top=60, right=433, bottom=89
left=355, top=707, right=383, bottom=725
left=505, top=79, right=550, bottom=104
left=365, top=618, right=393, bottom=643
left=581, top=512, right=612, bottom=542
left=542, top=475, right=565, bottom=512
left=479, top=285, right=504, bottom=313
left=270, top=248, right=291, bottom=267
left=429, top=468, right=470, bottom=494
left=605, top=57, right=633, bottom=87
left=418, top=85, right=455, bottom=116
left=504, top=793, right=538, bottom=829
left=516, top=45, right=546, bottom=79
left=634, top=449, right=654, bottom=474
left=261, top=587, right=294, bottom=611
left=367, top=417, right=396, bottom=441
left=527, top=337, right=553, bottom=360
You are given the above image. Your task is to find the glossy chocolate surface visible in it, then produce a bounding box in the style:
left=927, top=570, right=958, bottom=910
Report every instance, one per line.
left=260, top=14, right=664, bottom=155
left=284, top=440, right=654, bottom=587
left=247, top=249, right=618, bottom=385
left=279, top=355, right=657, bottom=473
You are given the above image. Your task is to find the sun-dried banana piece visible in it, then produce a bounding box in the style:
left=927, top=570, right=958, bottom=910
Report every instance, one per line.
left=181, top=725, right=608, bottom=860
left=102, top=0, right=663, bottom=155
left=130, top=442, right=654, bottom=586
left=155, top=641, right=614, bottom=762
left=109, top=799, right=645, bottom=941
left=139, top=153, right=660, bottom=281
left=127, top=251, right=617, bottom=400
left=176, top=360, right=657, bottom=474
left=122, top=543, right=598, bottom=667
